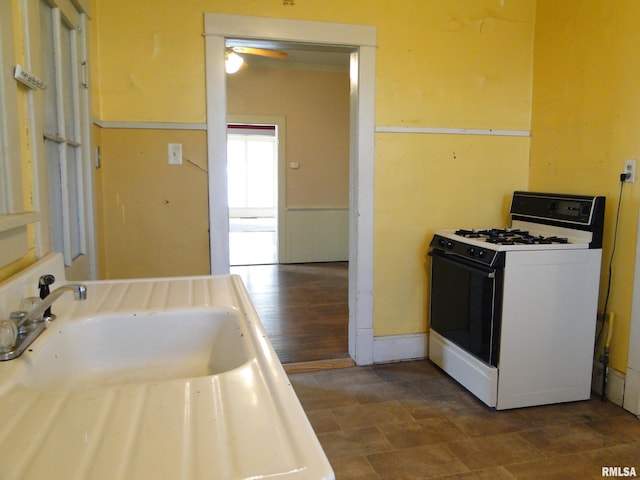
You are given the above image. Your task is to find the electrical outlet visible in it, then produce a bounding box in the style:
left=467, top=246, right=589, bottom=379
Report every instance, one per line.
left=168, top=143, right=182, bottom=165
left=624, top=159, right=636, bottom=183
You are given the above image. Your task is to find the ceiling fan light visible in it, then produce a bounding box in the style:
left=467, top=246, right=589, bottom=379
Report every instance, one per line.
left=225, top=51, right=244, bottom=74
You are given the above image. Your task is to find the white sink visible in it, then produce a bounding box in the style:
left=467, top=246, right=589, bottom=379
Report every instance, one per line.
left=0, top=262, right=334, bottom=480
left=20, top=307, right=251, bottom=390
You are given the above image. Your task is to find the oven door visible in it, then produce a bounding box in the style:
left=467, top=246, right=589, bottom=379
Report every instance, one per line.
left=429, top=250, right=503, bottom=367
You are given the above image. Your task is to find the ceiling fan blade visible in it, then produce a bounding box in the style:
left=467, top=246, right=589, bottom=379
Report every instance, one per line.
left=232, top=46, right=288, bottom=60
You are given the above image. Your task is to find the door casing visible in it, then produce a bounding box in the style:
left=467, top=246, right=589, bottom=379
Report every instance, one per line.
left=204, top=13, right=376, bottom=365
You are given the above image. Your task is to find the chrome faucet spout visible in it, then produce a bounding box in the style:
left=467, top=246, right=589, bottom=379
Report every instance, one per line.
left=2, top=283, right=88, bottom=361
left=19, top=284, right=88, bottom=326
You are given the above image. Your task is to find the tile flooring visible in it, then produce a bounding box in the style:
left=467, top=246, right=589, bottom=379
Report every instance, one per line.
left=289, top=360, right=640, bottom=479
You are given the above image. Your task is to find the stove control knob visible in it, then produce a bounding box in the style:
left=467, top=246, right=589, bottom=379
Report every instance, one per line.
left=467, top=247, right=476, bottom=256
left=437, top=238, right=454, bottom=249
left=477, top=249, right=487, bottom=258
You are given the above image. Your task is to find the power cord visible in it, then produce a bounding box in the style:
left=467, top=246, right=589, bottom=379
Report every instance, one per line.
left=602, top=176, right=626, bottom=318
left=594, top=174, right=627, bottom=400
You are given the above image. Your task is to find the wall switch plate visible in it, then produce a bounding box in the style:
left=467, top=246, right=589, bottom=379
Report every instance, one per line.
left=168, top=143, right=182, bottom=165
left=624, top=159, right=636, bottom=183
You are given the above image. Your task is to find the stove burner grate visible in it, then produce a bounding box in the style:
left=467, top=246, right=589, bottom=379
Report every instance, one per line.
left=454, top=229, right=569, bottom=245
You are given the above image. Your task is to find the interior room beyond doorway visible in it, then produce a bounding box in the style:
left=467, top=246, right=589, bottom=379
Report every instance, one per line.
left=227, top=123, right=278, bottom=266
left=229, top=217, right=276, bottom=265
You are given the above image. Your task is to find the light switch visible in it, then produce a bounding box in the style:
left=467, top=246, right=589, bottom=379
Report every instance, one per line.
left=168, top=143, right=182, bottom=165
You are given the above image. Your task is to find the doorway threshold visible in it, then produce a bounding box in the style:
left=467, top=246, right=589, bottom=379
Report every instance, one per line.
left=284, top=357, right=355, bottom=374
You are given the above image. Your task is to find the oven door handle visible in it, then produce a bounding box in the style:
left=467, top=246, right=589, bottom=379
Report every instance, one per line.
left=428, top=250, right=498, bottom=277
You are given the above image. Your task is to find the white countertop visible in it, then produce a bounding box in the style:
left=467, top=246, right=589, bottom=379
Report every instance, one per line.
left=0, top=267, right=333, bottom=480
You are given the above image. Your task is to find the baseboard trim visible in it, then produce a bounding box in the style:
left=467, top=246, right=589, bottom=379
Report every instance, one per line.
left=373, top=333, right=428, bottom=364
left=623, top=366, right=640, bottom=416
left=592, top=361, right=626, bottom=407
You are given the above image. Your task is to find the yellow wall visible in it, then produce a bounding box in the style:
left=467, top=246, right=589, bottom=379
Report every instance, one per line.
left=95, top=66, right=349, bottom=278
left=6, top=1, right=635, bottom=373
left=92, top=0, right=536, bottom=336
left=530, top=1, right=640, bottom=372
left=97, top=128, right=210, bottom=279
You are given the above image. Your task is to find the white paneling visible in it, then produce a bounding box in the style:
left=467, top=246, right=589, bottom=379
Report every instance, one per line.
left=282, top=208, right=348, bottom=263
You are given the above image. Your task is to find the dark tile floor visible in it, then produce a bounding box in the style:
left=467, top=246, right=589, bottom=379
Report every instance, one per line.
left=232, top=263, right=640, bottom=478
left=289, top=360, right=640, bottom=480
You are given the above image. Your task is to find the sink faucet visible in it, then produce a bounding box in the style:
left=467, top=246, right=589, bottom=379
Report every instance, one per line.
left=0, top=283, right=87, bottom=361
left=17, top=283, right=88, bottom=328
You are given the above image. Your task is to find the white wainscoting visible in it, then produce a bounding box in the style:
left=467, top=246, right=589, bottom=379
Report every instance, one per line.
left=281, top=208, right=349, bottom=264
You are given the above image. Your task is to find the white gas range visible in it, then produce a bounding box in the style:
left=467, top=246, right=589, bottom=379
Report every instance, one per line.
left=428, top=191, right=605, bottom=410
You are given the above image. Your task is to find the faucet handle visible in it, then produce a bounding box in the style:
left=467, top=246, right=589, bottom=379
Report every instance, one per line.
left=0, top=319, right=18, bottom=353
left=21, top=297, right=42, bottom=321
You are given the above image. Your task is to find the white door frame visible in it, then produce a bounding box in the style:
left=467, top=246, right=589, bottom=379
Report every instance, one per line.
left=625, top=209, right=640, bottom=416
left=204, top=13, right=377, bottom=365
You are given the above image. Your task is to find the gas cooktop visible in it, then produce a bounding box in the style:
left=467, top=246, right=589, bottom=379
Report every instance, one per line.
left=454, top=228, right=570, bottom=246
left=429, top=191, right=606, bottom=267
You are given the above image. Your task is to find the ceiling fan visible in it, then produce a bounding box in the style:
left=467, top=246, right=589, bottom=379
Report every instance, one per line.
left=225, top=46, right=288, bottom=74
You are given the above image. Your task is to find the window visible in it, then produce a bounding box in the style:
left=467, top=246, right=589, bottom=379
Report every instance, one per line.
left=0, top=0, right=19, bottom=216
left=227, top=126, right=277, bottom=217
left=0, top=0, right=34, bottom=267
left=38, top=0, right=89, bottom=265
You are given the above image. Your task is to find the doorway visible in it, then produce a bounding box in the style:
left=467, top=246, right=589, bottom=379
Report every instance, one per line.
left=204, top=13, right=377, bottom=365
left=227, top=122, right=279, bottom=266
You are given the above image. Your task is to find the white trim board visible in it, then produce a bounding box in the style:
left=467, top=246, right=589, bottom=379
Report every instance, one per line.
left=94, top=120, right=207, bottom=131
left=627, top=199, right=640, bottom=417
left=376, top=126, right=530, bottom=137
left=204, top=13, right=377, bottom=366
left=373, top=333, right=428, bottom=364
left=93, top=121, right=528, bottom=137
left=624, top=366, right=640, bottom=417
left=204, top=14, right=376, bottom=47
left=592, top=362, right=626, bottom=408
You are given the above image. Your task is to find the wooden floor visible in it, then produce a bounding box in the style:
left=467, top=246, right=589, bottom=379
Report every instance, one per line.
left=230, top=262, right=350, bottom=364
